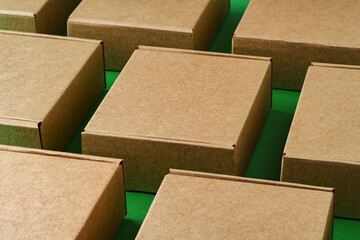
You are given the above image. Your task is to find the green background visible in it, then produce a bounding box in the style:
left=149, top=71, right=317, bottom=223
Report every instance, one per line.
left=61, top=0, right=360, bottom=239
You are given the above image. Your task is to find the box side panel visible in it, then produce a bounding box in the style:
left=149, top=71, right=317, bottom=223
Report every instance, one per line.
left=323, top=194, right=334, bottom=240
left=0, top=13, right=36, bottom=32
left=233, top=37, right=360, bottom=90
left=0, top=121, right=41, bottom=148
left=76, top=165, right=126, bottom=240
left=193, top=0, right=229, bottom=50
left=82, top=132, right=234, bottom=193
left=41, top=44, right=105, bottom=150
left=67, top=21, right=193, bottom=71
left=281, top=157, right=360, bottom=219
left=35, top=0, right=82, bottom=34
left=234, top=63, right=272, bottom=175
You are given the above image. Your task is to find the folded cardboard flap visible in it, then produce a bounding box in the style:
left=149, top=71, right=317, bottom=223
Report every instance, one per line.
left=234, top=35, right=360, bottom=49
left=169, top=169, right=335, bottom=193
left=311, top=62, right=360, bottom=70
left=0, top=10, right=34, bottom=17
left=282, top=153, right=360, bottom=167
left=0, top=29, right=103, bottom=44
left=83, top=126, right=236, bottom=150
left=0, top=144, right=122, bottom=165
left=68, top=16, right=193, bottom=33
left=138, top=45, right=272, bottom=62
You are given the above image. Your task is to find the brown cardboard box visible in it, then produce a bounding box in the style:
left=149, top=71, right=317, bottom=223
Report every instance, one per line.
left=0, top=0, right=81, bottom=34
left=281, top=63, right=360, bottom=219
left=0, top=30, right=105, bottom=150
left=68, top=0, right=230, bottom=71
left=0, top=144, right=126, bottom=239
left=232, top=0, right=360, bottom=91
left=82, top=46, right=272, bottom=193
left=136, top=169, right=334, bottom=240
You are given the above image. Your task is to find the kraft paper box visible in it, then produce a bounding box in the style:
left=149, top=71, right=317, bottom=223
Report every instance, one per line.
left=136, top=169, right=334, bottom=240
left=82, top=46, right=272, bottom=193
left=281, top=63, right=360, bottom=219
left=0, top=30, right=105, bottom=150
left=0, top=144, right=126, bottom=239
left=68, top=0, right=230, bottom=71
left=232, top=0, right=360, bottom=91
left=0, top=0, right=81, bottom=34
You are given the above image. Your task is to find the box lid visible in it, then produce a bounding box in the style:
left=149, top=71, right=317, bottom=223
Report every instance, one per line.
left=84, top=46, right=271, bottom=148
left=284, top=63, right=360, bottom=164
left=69, top=0, right=218, bottom=32
left=0, top=30, right=102, bottom=124
left=234, top=0, right=360, bottom=48
left=136, top=169, right=334, bottom=239
left=0, top=144, right=124, bottom=239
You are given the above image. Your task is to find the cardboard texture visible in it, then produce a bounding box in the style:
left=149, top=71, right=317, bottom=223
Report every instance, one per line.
left=0, top=144, right=126, bottom=239
left=82, top=46, right=272, bottom=193
left=232, top=0, right=360, bottom=90
left=281, top=63, right=360, bottom=219
left=136, top=169, right=334, bottom=240
left=68, top=0, right=230, bottom=70
left=0, top=0, right=81, bottom=34
left=0, top=30, right=105, bottom=150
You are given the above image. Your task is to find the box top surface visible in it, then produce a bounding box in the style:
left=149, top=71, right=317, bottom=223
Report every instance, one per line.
left=0, top=0, right=47, bottom=14
left=0, top=31, right=101, bottom=123
left=285, top=63, right=360, bottom=164
left=136, top=170, right=333, bottom=239
left=234, top=0, right=360, bottom=47
left=85, top=47, right=271, bottom=148
left=0, top=145, right=121, bottom=239
left=69, top=0, right=214, bottom=32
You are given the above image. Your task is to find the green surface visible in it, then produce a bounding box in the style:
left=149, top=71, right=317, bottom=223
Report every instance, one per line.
left=61, top=0, right=360, bottom=239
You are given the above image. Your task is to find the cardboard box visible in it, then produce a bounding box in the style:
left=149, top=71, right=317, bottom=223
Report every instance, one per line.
left=0, top=30, right=105, bottom=150
left=136, top=169, right=334, bottom=240
left=82, top=46, right=272, bottom=192
left=232, top=0, right=360, bottom=91
left=0, top=144, right=126, bottom=239
left=0, top=0, right=81, bottom=34
left=281, top=63, right=360, bottom=219
left=68, top=0, right=230, bottom=70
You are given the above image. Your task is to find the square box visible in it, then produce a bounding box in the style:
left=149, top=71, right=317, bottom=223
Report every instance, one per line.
left=233, top=0, right=360, bottom=90
left=136, top=169, right=334, bottom=240
left=0, top=0, right=81, bottom=34
left=0, top=144, right=126, bottom=239
left=281, top=63, right=360, bottom=219
left=68, top=0, right=230, bottom=70
left=0, top=30, right=105, bottom=150
left=82, top=46, right=272, bottom=192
